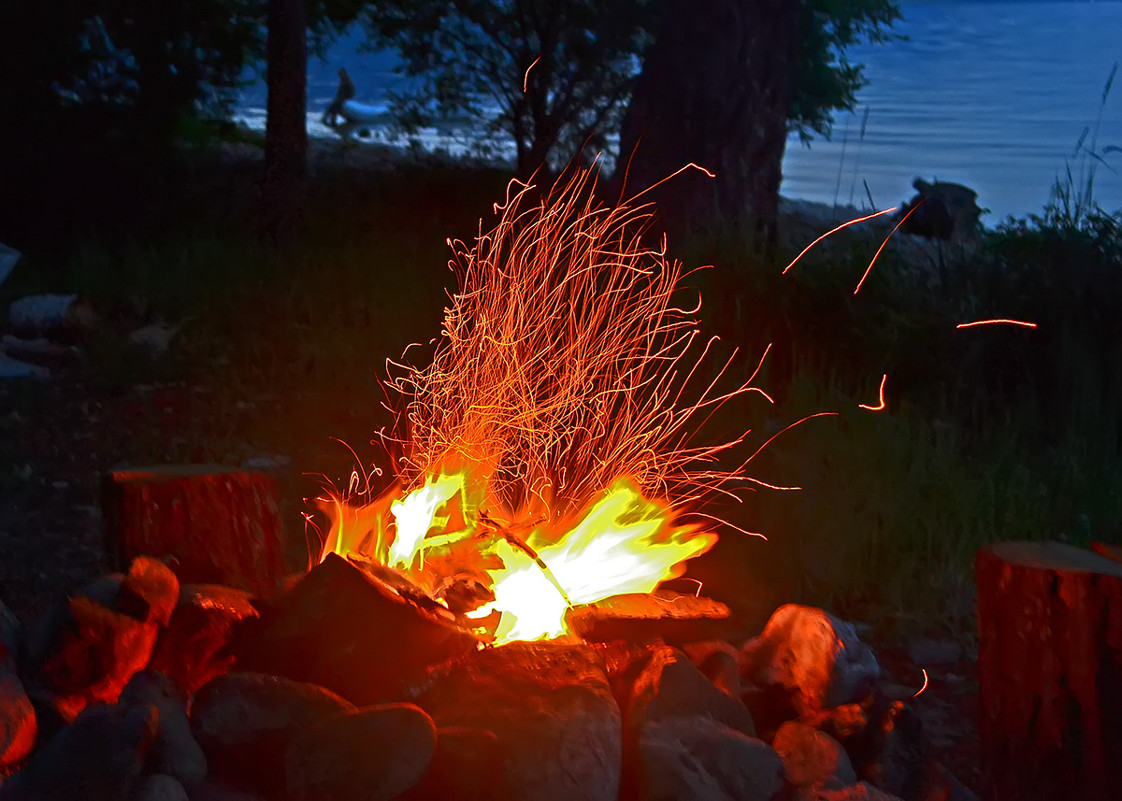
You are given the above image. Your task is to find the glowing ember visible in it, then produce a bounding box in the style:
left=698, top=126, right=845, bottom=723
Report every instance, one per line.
left=317, top=165, right=798, bottom=644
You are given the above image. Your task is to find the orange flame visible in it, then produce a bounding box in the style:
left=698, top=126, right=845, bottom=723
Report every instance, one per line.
left=319, top=166, right=808, bottom=643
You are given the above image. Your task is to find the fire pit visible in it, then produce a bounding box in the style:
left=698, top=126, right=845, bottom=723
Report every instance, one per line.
left=0, top=167, right=977, bottom=801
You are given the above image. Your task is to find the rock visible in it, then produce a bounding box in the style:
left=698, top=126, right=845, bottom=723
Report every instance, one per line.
left=286, top=703, right=437, bottom=801
left=772, top=721, right=857, bottom=790
left=189, top=672, right=354, bottom=796
left=34, top=596, right=159, bottom=721
left=637, top=716, right=785, bottom=801
left=0, top=353, right=49, bottom=380
left=628, top=645, right=756, bottom=738
left=791, top=781, right=904, bottom=801
left=148, top=584, right=259, bottom=697
left=415, top=640, right=621, bottom=801
left=741, top=605, right=879, bottom=717
left=118, top=556, right=181, bottom=628
left=400, top=725, right=502, bottom=801
left=0, top=701, right=158, bottom=801
left=896, top=179, right=981, bottom=242
left=134, top=773, right=190, bottom=801
left=121, top=670, right=207, bottom=783
left=0, top=599, right=35, bottom=769
left=0, top=243, right=19, bottom=286
left=565, top=591, right=734, bottom=646
left=682, top=640, right=742, bottom=698
left=0, top=667, right=35, bottom=770
left=235, top=554, right=480, bottom=705
left=179, top=780, right=265, bottom=801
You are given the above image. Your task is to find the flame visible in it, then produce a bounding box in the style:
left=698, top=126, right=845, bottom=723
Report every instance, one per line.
left=315, top=165, right=815, bottom=645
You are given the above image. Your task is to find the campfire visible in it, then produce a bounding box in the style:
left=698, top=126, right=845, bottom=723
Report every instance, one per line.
left=315, top=166, right=782, bottom=645
left=0, top=167, right=984, bottom=801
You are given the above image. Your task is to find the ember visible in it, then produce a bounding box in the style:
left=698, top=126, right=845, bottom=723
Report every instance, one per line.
left=317, top=166, right=788, bottom=643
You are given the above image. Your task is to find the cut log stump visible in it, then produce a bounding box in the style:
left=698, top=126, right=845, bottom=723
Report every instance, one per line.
left=102, top=465, right=286, bottom=598
left=976, top=541, right=1122, bottom=801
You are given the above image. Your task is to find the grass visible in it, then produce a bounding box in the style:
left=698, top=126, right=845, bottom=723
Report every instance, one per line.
left=7, top=149, right=1122, bottom=638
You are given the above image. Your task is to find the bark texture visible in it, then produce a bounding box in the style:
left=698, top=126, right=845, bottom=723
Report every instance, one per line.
left=261, top=0, right=308, bottom=241
left=615, top=0, right=802, bottom=245
left=102, top=465, right=286, bottom=597
left=976, top=541, right=1122, bottom=801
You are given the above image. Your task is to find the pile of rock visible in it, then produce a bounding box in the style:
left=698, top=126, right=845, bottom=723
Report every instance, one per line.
left=0, top=553, right=975, bottom=801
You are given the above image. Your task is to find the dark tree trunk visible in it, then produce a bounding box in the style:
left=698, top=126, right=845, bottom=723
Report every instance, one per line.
left=261, top=0, right=308, bottom=242
left=976, top=541, right=1122, bottom=801
left=615, top=0, right=802, bottom=247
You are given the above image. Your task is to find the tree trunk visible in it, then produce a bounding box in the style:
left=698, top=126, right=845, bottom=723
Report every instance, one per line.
left=975, top=541, right=1122, bottom=801
left=261, top=0, right=308, bottom=242
left=102, top=465, right=287, bottom=597
left=615, top=0, right=801, bottom=247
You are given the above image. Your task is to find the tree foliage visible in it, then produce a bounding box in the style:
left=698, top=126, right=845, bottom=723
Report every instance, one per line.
left=365, top=0, right=657, bottom=175
left=789, top=0, right=902, bottom=143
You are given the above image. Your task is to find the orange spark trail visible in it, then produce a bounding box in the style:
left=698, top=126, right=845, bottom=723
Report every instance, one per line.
left=913, top=668, right=929, bottom=699
left=523, top=56, right=540, bottom=93
left=382, top=166, right=786, bottom=526
left=859, top=374, right=887, bottom=411
left=956, top=319, right=1038, bottom=329
left=782, top=207, right=897, bottom=276
left=852, top=204, right=923, bottom=295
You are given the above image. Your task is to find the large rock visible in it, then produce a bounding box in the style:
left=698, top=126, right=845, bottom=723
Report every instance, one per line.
left=148, top=583, right=259, bottom=697
left=896, top=179, right=981, bottom=242
left=637, top=716, right=785, bottom=801
left=0, top=600, right=35, bottom=769
left=791, top=782, right=904, bottom=801
left=189, top=672, right=354, bottom=795
left=400, top=725, right=502, bottom=801
left=134, top=774, right=190, bottom=801
left=34, top=597, right=159, bottom=722
left=121, top=670, right=207, bottom=783
left=235, top=554, right=480, bottom=705
left=415, top=640, right=621, bottom=801
left=0, top=701, right=158, bottom=801
left=628, top=645, right=756, bottom=738
left=772, top=720, right=856, bottom=790
left=741, top=605, right=879, bottom=717
left=286, top=703, right=437, bottom=801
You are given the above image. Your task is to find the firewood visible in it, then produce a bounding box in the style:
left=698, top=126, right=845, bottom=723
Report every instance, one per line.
left=102, top=465, right=286, bottom=597
left=976, top=541, right=1122, bottom=801
left=564, top=590, right=732, bottom=646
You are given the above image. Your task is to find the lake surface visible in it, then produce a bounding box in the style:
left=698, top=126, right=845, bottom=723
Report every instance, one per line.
left=236, top=0, right=1122, bottom=221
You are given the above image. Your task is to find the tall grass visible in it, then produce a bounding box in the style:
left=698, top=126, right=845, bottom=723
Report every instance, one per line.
left=1048, top=62, right=1120, bottom=227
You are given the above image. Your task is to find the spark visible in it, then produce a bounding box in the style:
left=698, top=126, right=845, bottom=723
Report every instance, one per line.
left=913, top=668, right=929, bottom=698
left=782, top=207, right=897, bottom=275
left=356, top=165, right=802, bottom=532
left=852, top=203, right=923, bottom=295
left=523, top=56, right=540, bottom=93
left=955, top=319, right=1038, bottom=329
left=625, top=162, right=716, bottom=205
left=859, top=373, right=887, bottom=412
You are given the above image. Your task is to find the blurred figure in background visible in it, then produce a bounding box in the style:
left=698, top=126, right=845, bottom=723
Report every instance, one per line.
left=322, top=68, right=355, bottom=126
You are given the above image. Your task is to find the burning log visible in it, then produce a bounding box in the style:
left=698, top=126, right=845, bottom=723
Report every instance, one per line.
left=564, top=590, right=733, bottom=646
left=234, top=553, right=481, bottom=705
left=976, top=541, right=1122, bottom=801
left=102, top=465, right=286, bottom=597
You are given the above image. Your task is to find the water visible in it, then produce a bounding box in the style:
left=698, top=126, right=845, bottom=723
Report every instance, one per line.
left=236, top=0, right=1122, bottom=221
